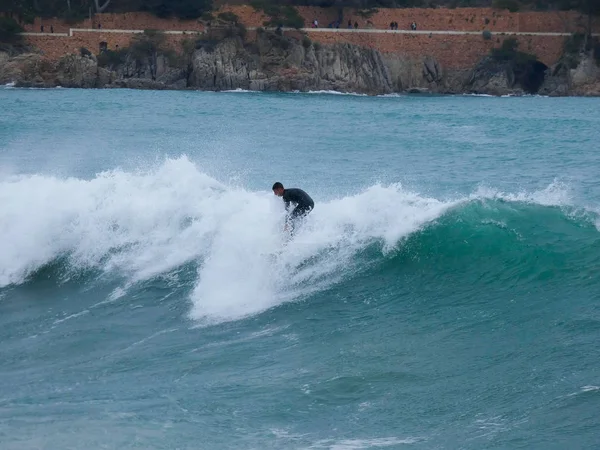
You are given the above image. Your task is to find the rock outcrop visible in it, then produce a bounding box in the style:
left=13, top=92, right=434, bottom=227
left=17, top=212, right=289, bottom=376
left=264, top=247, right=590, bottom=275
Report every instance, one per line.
left=55, top=54, right=111, bottom=88
left=0, top=51, right=112, bottom=88
left=0, top=31, right=446, bottom=94
left=189, top=32, right=394, bottom=94
left=539, top=52, right=600, bottom=96
left=382, top=53, right=465, bottom=93
left=463, top=54, right=552, bottom=96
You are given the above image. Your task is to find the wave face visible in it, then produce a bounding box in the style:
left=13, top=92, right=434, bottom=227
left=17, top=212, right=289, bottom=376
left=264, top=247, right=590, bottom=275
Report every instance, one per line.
left=2, top=157, right=598, bottom=325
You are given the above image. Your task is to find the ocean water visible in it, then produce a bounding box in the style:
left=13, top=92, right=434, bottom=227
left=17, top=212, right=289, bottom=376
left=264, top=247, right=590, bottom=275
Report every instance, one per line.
left=1, top=87, right=600, bottom=450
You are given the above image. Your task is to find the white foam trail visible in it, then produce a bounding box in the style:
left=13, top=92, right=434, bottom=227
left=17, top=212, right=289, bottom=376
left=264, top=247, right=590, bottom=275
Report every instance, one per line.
left=0, top=156, right=220, bottom=287
left=190, top=182, right=457, bottom=323
left=472, top=180, right=573, bottom=206
left=221, top=88, right=260, bottom=93
left=303, top=90, right=368, bottom=96
left=309, top=437, right=420, bottom=449
left=0, top=157, right=585, bottom=324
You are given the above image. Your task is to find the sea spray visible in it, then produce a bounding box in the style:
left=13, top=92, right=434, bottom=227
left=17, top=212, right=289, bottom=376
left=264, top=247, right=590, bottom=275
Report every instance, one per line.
left=2, top=156, right=594, bottom=326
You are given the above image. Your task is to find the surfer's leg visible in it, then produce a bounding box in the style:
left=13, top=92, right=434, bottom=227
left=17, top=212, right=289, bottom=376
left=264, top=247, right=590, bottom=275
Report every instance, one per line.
left=289, top=207, right=311, bottom=236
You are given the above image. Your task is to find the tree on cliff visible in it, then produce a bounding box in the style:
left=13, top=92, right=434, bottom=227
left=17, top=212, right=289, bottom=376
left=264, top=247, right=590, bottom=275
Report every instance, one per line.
left=555, top=0, right=600, bottom=39
left=0, top=17, right=24, bottom=43
left=141, top=0, right=212, bottom=19
left=94, top=0, right=111, bottom=13
left=0, top=0, right=36, bottom=23
left=0, top=0, right=212, bottom=21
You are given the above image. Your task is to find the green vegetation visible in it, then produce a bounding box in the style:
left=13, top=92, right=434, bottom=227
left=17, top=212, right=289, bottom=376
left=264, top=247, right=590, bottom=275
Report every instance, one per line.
left=491, top=37, right=535, bottom=63
left=200, top=12, right=214, bottom=22
left=97, top=48, right=128, bottom=68
left=356, top=8, right=379, bottom=19
left=217, top=11, right=239, bottom=23
left=482, top=29, right=492, bottom=40
left=0, top=0, right=212, bottom=22
left=224, top=22, right=247, bottom=39
left=302, top=35, right=312, bottom=48
left=0, top=16, right=23, bottom=43
left=564, top=32, right=585, bottom=54
left=80, top=46, right=92, bottom=57
left=130, top=29, right=166, bottom=60
left=561, top=31, right=600, bottom=68
left=492, top=0, right=521, bottom=12
left=250, top=0, right=304, bottom=29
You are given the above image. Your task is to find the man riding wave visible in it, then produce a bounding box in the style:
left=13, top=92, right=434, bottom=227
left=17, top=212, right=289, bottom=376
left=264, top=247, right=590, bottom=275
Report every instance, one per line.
left=272, top=182, right=314, bottom=234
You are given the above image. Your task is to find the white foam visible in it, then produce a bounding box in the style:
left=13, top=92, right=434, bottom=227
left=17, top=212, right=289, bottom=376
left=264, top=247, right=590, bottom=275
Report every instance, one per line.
left=472, top=180, right=573, bottom=207
left=303, top=90, right=368, bottom=96
left=581, top=385, right=600, bottom=392
left=221, top=88, right=259, bottom=93
left=0, top=158, right=587, bottom=324
left=309, top=437, right=420, bottom=449
left=189, top=182, right=457, bottom=323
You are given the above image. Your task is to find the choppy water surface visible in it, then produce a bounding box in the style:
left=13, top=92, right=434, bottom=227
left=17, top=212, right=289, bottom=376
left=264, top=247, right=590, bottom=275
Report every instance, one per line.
left=1, top=88, right=599, bottom=449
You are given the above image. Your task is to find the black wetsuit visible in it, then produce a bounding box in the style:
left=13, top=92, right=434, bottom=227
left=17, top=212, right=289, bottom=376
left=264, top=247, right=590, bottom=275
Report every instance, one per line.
left=283, top=188, right=314, bottom=222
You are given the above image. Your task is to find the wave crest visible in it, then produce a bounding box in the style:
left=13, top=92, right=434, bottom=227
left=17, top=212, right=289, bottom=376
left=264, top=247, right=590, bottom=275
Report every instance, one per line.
left=1, top=158, right=596, bottom=324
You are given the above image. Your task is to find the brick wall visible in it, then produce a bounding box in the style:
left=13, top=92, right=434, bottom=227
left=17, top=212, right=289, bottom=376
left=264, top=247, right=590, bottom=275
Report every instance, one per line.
left=26, top=32, right=194, bottom=61
left=304, top=31, right=564, bottom=68
left=18, top=6, right=600, bottom=34
left=19, top=6, right=597, bottom=73
left=220, top=5, right=598, bottom=33
left=26, top=30, right=565, bottom=70
left=21, top=12, right=204, bottom=33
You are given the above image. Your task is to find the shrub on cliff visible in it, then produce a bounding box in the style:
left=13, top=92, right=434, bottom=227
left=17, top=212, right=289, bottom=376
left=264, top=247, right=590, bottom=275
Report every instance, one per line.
left=356, top=8, right=378, bottom=19
left=143, top=0, right=213, bottom=20
left=195, top=34, right=219, bottom=52
left=302, top=35, right=312, bottom=49
left=492, top=0, right=521, bottom=12
left=251, top=0, right=305, bottom=29
left=482, top=30, right=492, bottom=40
left=97, top=48, right=128, bottom=68
left=491, top=38, right=535, bottom=63
left=224, top=23, right=247, bottom=39
left=62, top=9, right=87, bottom=25
left=131, top=29, right=166, bottom=59
left=218, top=12, right=239, bottom=23
left=0, top=17, right=23, bottom=44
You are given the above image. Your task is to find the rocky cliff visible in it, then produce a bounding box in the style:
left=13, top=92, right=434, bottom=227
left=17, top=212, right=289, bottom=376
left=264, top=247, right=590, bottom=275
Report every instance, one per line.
left=0, top=31, right=445, bottom=94
left=1, top=30, right=599, bottom=96
left=189, top=33, right=393, bottom=94
left=539, top=52, right=600, bottom=96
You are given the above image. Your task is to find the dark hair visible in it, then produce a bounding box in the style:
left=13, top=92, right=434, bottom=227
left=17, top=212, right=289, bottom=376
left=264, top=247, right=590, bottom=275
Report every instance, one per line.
left=272, top=182, right=284, bottom=190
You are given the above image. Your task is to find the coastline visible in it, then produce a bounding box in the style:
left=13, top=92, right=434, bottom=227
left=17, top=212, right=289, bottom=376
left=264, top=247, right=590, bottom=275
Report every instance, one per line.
left=2, top=7, right=600, bottom=97
left=0, top=82, right=559, bottom=98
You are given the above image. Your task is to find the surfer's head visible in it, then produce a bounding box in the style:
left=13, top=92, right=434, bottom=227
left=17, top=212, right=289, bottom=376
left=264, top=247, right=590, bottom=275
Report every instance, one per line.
left=272, top=182, right=284, bottom=196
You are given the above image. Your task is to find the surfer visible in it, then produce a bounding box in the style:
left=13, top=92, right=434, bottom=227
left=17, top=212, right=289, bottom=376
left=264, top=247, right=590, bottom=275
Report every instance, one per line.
left=272, top=182, right=314, bottom=234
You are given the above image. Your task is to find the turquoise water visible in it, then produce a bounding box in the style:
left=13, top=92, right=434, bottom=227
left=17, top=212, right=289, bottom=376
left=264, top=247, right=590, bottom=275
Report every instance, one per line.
left=1, top=88, right=600, bottom=449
